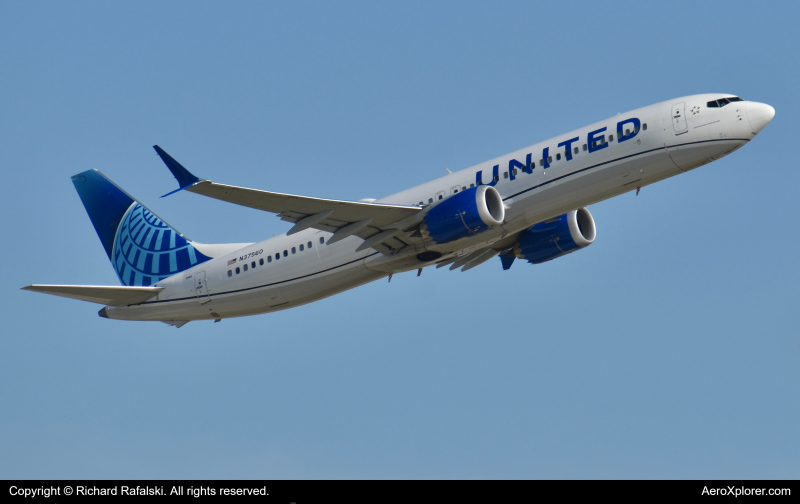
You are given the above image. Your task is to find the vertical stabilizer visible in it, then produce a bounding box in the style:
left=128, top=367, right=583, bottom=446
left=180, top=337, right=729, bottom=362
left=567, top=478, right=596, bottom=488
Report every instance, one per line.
left=72, top=170, right=211, bottom=286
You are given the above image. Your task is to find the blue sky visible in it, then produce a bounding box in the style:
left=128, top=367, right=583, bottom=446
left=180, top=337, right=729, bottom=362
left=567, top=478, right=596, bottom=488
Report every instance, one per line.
left=1, top=1, right=798, bottom=478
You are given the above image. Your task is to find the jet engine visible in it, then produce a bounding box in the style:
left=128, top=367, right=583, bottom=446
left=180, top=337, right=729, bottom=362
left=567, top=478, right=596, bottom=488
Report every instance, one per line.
left=513, top=208, right=596, bottom=263
left=421, top=185, right=505, bottom=243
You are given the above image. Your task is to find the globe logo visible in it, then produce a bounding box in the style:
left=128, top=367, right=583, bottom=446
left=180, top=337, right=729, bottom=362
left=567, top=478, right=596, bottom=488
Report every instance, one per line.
left=112, top=203, right=211, bottom=286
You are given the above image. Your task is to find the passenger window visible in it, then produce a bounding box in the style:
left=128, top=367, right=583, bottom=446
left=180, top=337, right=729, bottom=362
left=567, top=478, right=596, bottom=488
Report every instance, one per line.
left=494, top=175, right=499, bottom=182
left=243, top=264, right=248, bottom=271
left=625, top=129, right=630, bottom=135
left=268, top=256, right=272, bottom=263
left=308, top=241, right=312, bottom=248
left=609, top=134, right=614, bottom=141
left=531, top=161, right=535, bottom=168
left=259, top=258, right=264, bottom=265
left=583, top=144, right=587, bottom=151
left=438, top=194, right=443, bottom=200
left=512, top=168, right=518, bottom=176
left=291, top=247, right=296, bottom=254
left=235, top=267, right=240, bottom=274
left=453, top=188, right=458, bottom=193
left=283, top=250, right=288, bottom=257
left=418, top=201, right=423, bottom=205
left=547, top=156, right=552, bottom=163
left=300, top=244, right=304, bottom=251
left=275, top=253, right=280, bottom=260
left=574, top=147, right=579, bottom=154
left=251, top=261, right=256, bottom=268
left=428, top=198, right=433, bottom=203
left=556, top=153, right=561, bottom=161
left=227, top=270, right=232, bottom=277
left=462, top=186, right=466, bottom=191
left=320, top=237, right=324, bottom=244
left=503, top=172, right=508, bottom=179
left=643, top=123, right=647, bottom=130
left=469, top=184, right=474, bottom=188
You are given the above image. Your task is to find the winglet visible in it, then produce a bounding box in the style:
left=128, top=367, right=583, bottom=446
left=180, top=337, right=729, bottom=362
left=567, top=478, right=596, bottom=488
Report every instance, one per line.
left=153, top=145, right=202, bottom=197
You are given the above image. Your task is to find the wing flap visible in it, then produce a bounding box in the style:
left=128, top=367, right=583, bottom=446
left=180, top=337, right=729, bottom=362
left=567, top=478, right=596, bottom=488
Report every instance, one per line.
left=22, top=285, right=164, bottom=306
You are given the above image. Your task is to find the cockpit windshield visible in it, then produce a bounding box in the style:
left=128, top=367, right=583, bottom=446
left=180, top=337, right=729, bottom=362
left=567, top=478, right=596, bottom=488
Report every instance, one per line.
left=707, top=97, right=743, bottom=108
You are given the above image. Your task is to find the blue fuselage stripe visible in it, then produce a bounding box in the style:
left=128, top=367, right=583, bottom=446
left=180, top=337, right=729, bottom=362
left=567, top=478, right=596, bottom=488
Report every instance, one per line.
left=503, top=138, right=747, bottom=202
left=141, top=252, right=381, bottom=305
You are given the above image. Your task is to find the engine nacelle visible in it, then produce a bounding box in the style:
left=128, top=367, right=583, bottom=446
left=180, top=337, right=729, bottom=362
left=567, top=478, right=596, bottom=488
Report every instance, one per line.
left=513, top=208, right=596, bottom=264
left=421, top=185, right=505, bottom=243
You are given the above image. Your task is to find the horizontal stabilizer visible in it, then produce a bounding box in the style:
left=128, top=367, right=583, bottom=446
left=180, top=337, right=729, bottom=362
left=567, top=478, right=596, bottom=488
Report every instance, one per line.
left=22, top=284, right=164, bottom=306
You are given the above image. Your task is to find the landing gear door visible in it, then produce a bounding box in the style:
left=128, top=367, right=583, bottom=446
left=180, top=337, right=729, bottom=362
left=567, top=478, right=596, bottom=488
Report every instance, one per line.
left=259, top=286, right=287, bottom=307
left=671, top=102, right=688, bottom=135
left=194, top=270, right=211, bottom=304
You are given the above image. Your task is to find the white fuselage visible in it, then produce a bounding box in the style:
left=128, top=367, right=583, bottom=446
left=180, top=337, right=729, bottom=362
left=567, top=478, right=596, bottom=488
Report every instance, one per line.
left=104, top=94, right=769, bottom=323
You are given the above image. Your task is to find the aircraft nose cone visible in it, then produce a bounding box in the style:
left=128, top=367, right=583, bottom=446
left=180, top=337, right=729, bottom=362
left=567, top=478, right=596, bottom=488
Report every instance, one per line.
left=746, top=102, right=775, bottom=135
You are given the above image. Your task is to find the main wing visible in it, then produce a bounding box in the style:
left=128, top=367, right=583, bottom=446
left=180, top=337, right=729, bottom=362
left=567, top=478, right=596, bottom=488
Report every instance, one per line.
left=154, top=146, right=424, bottom=254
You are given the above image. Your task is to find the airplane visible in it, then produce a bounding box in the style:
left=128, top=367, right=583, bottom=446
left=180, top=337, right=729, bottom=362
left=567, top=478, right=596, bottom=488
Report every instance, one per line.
left=23, top=94, right=774, bottom=327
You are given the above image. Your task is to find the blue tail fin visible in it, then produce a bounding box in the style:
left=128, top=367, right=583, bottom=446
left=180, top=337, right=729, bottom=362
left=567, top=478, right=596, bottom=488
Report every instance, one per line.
left=72, top=170, right=211, bottom=286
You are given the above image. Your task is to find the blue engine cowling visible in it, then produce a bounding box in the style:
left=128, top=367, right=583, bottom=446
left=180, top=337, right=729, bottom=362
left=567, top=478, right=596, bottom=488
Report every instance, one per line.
left=421, top=185, right=505, bottom=243
left=513, top=208, right=596, bottom=264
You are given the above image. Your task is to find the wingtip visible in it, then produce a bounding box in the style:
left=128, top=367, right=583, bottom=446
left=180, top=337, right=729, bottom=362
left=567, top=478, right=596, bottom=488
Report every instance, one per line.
left=153, top=145, right=201, bottom=190
left=160, top=185, right=193, bottom=198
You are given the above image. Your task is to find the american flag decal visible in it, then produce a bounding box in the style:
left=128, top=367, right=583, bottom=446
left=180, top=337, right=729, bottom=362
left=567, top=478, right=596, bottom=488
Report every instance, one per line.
left=227, top=258, right=237, bottom=266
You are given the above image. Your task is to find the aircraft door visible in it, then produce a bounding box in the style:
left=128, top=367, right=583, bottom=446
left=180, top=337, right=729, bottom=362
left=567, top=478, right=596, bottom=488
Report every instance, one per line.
left=671, top=102, right=688, bottom=134
left=193, top=270, right=211, bottom=304
left=314, top=231, right=331, bottom=260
